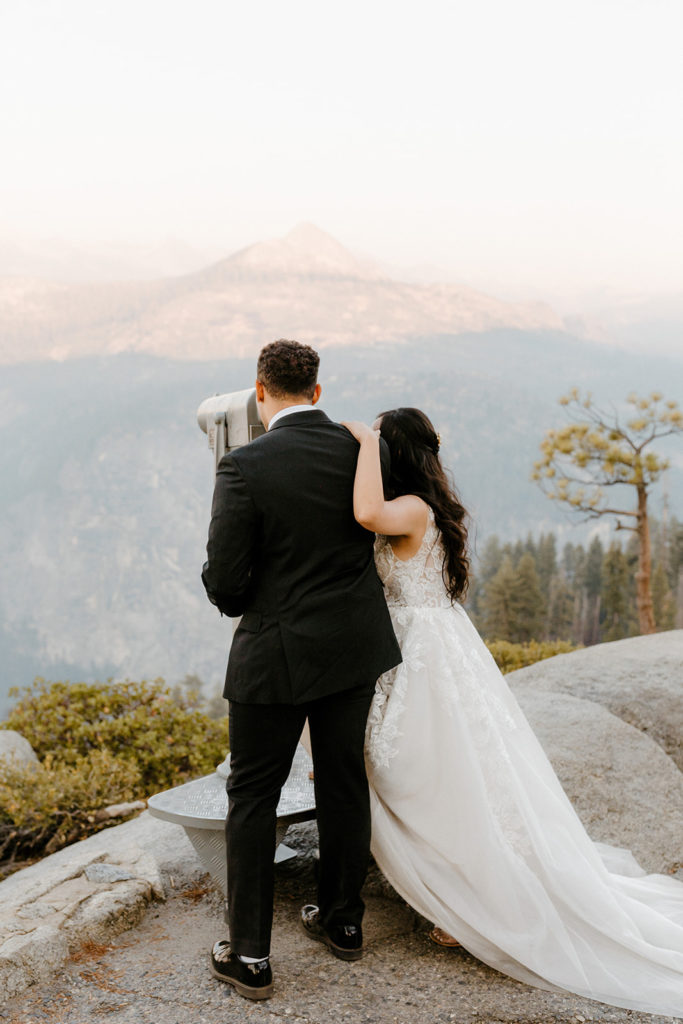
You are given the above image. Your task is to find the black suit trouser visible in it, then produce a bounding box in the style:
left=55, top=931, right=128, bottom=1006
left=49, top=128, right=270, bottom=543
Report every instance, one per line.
left=225, top=680, right=376, bottom=959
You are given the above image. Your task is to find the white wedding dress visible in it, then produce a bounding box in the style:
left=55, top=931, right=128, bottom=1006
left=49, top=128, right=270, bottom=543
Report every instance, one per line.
left=366, top=509, right=683, bottom=1017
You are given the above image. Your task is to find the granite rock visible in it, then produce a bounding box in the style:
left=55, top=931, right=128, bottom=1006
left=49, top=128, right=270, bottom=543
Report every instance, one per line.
left=513, top=687, right=683, bottom=875
left=509, top=629, right=683, bottom=771
left=0, top=811, right=202, bottom=1003
left=84, top=863, right=136, bottom=883
left=0, top=729, right=39, bottom=769
left=0, top=925, right=68, bottom=1002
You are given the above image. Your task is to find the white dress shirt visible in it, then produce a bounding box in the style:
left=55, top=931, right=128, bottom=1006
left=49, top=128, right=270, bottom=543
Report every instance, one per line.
left=268, top=404, right=321, bottom=431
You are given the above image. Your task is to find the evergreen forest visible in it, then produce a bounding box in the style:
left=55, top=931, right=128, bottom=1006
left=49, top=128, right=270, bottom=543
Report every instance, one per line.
left=468, top=517, right=682, bottom=646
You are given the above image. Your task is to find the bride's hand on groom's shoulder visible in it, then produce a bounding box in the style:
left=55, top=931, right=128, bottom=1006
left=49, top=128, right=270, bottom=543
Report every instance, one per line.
left=341, top=420, right=379, bottom=443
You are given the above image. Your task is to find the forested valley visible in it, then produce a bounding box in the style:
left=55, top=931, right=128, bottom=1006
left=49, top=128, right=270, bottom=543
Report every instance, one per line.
left=468, top=517, right=682, bottom=646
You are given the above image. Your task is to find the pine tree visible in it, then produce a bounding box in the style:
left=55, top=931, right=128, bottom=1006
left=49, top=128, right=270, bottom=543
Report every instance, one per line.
left=536, top=533, right=558, bottom=604
left=562, top=542, right=577, bottom=582
left=669, top=518, right=683, bottom=581
left=651, top=561, right=675, bottom=631
left=481, top=555, right=516, bottom=641
left=524, top=532, right=537, bottom=559
left=509, top=552, right=546, bottom=642
left=512, top=539, right=525, bottom=565
left=547, top=573, right=575, bottom=641
left=582, top=536, right=604, bottom=645
left=532, top=389, right=683, bottom=633
left=564, top=543, right=587, bottom=644
left=478, top=536, right=504, bottom=584
left=667, top=519, right=683, bottom=627
left=467, top=534, right=503, bottom=625
left=601, top=544, right=632, bottom=641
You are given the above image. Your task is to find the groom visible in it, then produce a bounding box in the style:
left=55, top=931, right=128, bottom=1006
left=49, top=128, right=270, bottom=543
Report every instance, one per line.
left=201, top=339, right=401, bottom=1000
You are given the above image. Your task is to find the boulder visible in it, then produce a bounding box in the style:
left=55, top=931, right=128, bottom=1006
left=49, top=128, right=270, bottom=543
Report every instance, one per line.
left=0, top=926, right=68, bottom=1002
left=509, top=630, right=683, bottom=772
left=513, top=687, right=683, bottom=875
left=84, top=863, right=135, bottom=884
left=0, top=730, right=39, bottom=770
left=0, top=812, right=203, bottom=1003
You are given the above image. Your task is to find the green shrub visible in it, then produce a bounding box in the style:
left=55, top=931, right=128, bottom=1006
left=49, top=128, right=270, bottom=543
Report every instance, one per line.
left=0, top=677, right=231, bottom=867
left=0, top=750, right=140, bottom=862
left=485, top=639, right=579, bottom=674
left=3, top=677, right=230, bottom=793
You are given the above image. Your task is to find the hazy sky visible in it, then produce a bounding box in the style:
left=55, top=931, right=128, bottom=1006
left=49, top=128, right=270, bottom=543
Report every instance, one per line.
left=1, top=0, right=682, bottom=298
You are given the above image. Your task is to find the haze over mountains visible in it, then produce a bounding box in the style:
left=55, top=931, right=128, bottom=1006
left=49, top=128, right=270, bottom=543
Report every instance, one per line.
left=0, top=236, right=224, bottom=284
left=0, top=224, right=566, bottom=364
left=0, top=223, right=681, bottom=714
left=1, top=223, right=681, bottom=360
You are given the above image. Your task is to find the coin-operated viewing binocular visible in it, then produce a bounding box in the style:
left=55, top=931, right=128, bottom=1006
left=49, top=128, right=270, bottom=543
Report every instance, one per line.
left=197, top=388, right=266, bottom=477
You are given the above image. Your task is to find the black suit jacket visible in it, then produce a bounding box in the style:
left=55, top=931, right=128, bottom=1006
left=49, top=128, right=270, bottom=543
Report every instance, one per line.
left=202, top=409, right=402, bottom=704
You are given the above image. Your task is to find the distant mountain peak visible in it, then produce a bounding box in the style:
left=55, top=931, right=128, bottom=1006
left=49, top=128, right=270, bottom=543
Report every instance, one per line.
left=283, top=221, right=339, bottom=248
left=0, top=223, right=571, bottom=364
left=223, top=223, right=380, bottom=279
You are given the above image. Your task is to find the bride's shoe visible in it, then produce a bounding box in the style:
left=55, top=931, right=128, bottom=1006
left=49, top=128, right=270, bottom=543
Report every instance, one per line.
left=428, top=926, right=461, bottom=947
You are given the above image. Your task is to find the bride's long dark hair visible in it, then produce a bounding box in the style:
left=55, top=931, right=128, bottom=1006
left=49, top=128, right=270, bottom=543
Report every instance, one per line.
left=378, top=407, right=470, bottom=602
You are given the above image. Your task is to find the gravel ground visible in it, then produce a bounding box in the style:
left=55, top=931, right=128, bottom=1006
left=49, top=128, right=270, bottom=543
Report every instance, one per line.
left=3, top=825, right=678, bottom=1024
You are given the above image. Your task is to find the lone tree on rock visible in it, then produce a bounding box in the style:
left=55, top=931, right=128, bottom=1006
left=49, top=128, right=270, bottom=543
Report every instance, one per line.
left=532, top=389, right=682, bottom=634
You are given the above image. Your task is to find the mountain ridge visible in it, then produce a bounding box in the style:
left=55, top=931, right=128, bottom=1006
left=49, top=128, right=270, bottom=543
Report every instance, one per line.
left=0, top=224, right=565, bottom=365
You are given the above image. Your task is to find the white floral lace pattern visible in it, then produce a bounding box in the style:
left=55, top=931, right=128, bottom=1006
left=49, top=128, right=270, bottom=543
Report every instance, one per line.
left=365, top=509, right=683, bottom=1017
left=373, top=509, right=452, bottom=610
left=365, top=664, right=406, bottom=771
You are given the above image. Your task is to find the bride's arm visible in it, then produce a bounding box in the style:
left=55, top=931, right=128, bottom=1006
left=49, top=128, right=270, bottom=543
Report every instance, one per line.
left=342, top=421, right=427, bottom=537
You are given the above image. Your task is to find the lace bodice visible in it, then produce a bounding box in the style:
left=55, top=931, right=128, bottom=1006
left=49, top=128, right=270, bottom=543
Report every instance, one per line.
left=374, top=507, right=452, bottom=609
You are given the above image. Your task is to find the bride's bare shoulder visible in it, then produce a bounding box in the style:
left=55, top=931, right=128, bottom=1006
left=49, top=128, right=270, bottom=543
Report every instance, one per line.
left=385, top=498, right=430, bottom=560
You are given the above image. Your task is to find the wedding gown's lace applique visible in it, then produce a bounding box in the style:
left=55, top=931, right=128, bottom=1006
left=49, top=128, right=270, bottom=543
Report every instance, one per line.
left=373, top=510, right=452, bottom=610
left=367, top=512, right=448, bottom=769
left=368, top=509, right=530, bottom=853
left=365, top=664, right=406, bottom=770
left=427, top=618, right=531, bottom=854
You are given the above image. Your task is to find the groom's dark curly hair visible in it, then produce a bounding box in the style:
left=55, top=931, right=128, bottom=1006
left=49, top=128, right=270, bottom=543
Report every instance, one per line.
left=257, top=339, right=320, bottom=399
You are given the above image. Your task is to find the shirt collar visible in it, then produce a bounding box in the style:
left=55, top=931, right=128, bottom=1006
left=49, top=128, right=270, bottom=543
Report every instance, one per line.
left=268, top=404, right=321, bottom=431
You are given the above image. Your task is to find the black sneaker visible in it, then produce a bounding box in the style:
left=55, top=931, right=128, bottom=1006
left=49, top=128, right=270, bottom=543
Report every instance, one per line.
left=209, top=940, right=274, bottom=1000
left=300, top=904, right=364, bottom=961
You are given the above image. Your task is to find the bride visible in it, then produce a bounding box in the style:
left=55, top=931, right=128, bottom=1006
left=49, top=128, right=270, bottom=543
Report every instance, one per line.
left=342, top=407, right=683, bottom=1018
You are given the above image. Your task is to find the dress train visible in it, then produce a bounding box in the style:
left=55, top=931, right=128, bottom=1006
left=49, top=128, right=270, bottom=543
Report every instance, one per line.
left=366, top=519, right=683, bottom=1017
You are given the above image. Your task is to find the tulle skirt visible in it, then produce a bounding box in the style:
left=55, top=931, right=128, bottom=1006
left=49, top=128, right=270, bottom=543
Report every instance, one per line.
left=365, top=603, right=683, bottom=1017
